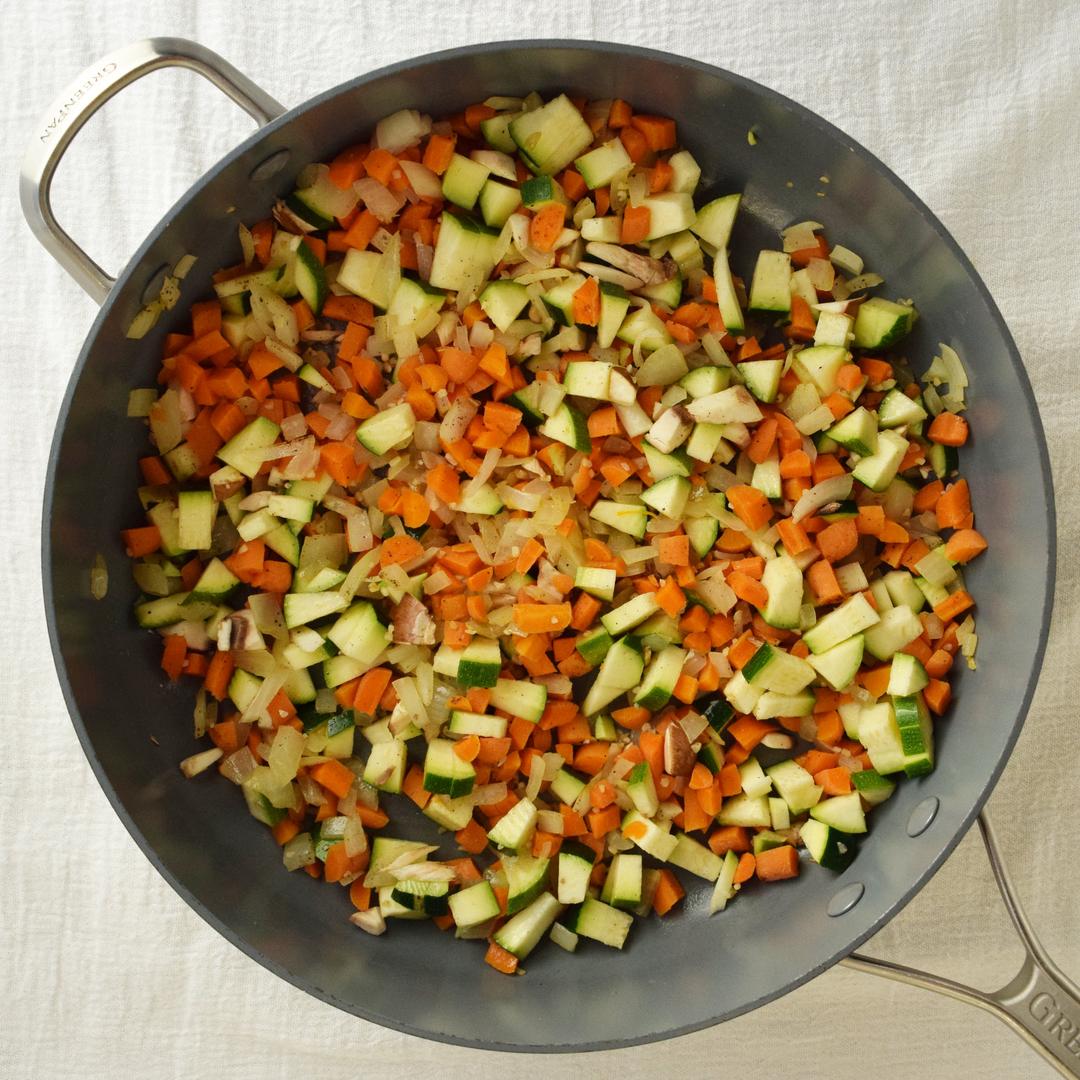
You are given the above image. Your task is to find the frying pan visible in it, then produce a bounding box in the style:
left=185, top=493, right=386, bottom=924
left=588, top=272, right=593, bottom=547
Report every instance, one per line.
left=21, top=36, right=1074, bottom=1072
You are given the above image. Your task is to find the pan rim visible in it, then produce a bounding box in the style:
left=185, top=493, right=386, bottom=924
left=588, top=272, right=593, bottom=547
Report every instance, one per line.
left=40, top=37, right=1057, bottom=1053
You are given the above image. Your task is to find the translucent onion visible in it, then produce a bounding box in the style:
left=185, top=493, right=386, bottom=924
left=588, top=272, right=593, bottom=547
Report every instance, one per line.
left=398, top=159, right=442, bottom=199
left=537, top=810, right=564, bottom=835
left=781, top=220, right=823, bottom=253
left=474, top=782, right=509, bottom=806
left=469, top=319, right=494, bottom=352
left=576, top=261, right=643, bottom=290
left=423, top=569, right=452, bottom=595
left=89, top=554, right=108, bottom=600
left=355, top=178, right=405, bottom=224
left=344, top=815, right=368, bottom=858
left=440, top=395, right=477, bottom=444
left=281, top=445, right=320, bottom=480
left=693, top=567, right=737, bottom=614
left=792, top=474, right=854, bottom=522
left=525, top=756, right=545, bottom=802
left=238, top=222, right=256, bottom=266
left=348, top=779, right=377, bottom=812
left=248, top=593, right=286, bottom=638
left=708, top=651, right=733, bottom=680
left=534, top=674, right=572, bottom=696
left=265, top=337, right=304, bottom=372
left=394, top=677, right=427, bottom=727
left=127, top=388, right=157, bottom=417
left=807, top=257, right=835, bottom=292
left=180, top=746, right=223, bottom=778
left=279, top=412, right=308, bottom=440
left=350, top=909, right=386, bottom=936
left=627, top=170, right=649, bottom=207
left=393, top=861, right=456, bottom=882
left=241, top=670, right=286, bottom=726
left=250, top=285, right=299, bottom=348
left=259, top=435, right=316, bottom=463
left=834, top=272, right=884, bottom=299
left=416, top=241, right=434, bottom=281
left=683, top=653, right=707, bottom=677
left=680, top=712, right=709, bottom=743
left=471, top=148, right=517, bottom=181
left=325, top=410, right=354, bottom=442
left=283, top=832, right=316, bottom=871
left=219, top=746, right=257, bottom=785
left=298, top=772, right=327, bottom=806
left=374, top=109, right=431, bottom=153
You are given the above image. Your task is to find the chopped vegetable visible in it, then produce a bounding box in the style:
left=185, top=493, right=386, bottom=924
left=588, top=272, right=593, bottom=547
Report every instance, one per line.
left=123, top=89, right=983, bottom=973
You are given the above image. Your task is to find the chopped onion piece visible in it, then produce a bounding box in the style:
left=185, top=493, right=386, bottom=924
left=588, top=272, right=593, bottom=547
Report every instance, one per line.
left=806, top=257, right=835, bottom=292
left=238, top=222, right=256, bottom=267
left=375, top=109, right=431, bottom=153
left=474, top=782, right=509, bottom=806
left=180, top=747, right=223, bottom=778
left=781, top=220, right=823, bottom=253
left=250, top=285, right=299, bottom=348
left=89, top=554, right=108, bottom=600
left=298, top=771, right=327, bottom=807
left=525, top=755, right=545, bottom=803
left=350, top=909, right=387, bottom=936
left=679, top=712, right=709, bottom=744
left=127, top=389, right=157, bottom=417
left=265, top=337, right=304, bottom=372
left=279, top=412, right=308, bottom=441
left=126, top=301, right=162, bottom=339
left=344, top=815, right=368, bottom=858
left=537, top=810, right=564, bottom=835
left=355, top=178, right=406, bottom=224
left=622, top=545, right=659, bottom=565
left=259, top=435, right=315, bottom=463
left=761, top=732, right=794, bottom=750
left=174, top=254, right=197, bottom=279
left=939, top=343, right=968, bottom=404
left=219, top=746, right=257, bottom=785
left=241, top=671, right=285, bottom=726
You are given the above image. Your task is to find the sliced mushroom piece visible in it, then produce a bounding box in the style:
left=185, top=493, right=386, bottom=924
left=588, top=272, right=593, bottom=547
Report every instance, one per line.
left=272, top=198, right=318, bottom=234
left=391, top=593, right=437, bottom=645
left=209, top=471, right=246, bottom=502
left=647, top=406, right=694, bottom=454
left=584, top=242, right=676, bottom=286
left=217, top=610, right=266, bottom=652
left=664, top=721, right=696, bottom=777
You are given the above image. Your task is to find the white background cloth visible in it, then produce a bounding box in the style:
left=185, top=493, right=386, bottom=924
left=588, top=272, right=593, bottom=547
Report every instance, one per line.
left=2, top=2, right=1078, bottom=1077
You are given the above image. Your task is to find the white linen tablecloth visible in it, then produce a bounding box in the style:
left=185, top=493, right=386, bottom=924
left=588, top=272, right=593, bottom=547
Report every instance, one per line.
left=2, top=2, right=1078, bottom=1077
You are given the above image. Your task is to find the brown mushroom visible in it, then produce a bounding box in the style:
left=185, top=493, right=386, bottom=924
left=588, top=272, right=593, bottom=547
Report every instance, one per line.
left=664, top=722, right=696, bottom=777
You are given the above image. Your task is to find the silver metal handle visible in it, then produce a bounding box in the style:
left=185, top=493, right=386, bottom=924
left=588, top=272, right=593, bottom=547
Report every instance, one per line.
left=843, top=812, right=1080, bottom=1079
left=20, top=37, right=285, bottom=305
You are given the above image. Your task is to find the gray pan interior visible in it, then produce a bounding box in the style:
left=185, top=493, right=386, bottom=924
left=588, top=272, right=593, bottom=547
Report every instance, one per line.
left=43, top=41, right=1055, bottom=1052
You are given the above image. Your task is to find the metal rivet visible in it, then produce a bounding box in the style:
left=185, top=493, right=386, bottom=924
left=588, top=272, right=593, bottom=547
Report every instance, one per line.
left=827, top=882, right=864, bottom=917
left=907, top=796, right=940, bottom=838
left=249, top=149, right=291, bottom=183
left=139, top=263, right=169, bottom=306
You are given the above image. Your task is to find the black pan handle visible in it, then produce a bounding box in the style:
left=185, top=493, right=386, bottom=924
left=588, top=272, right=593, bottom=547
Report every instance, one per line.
left=19, top=38, right=285, bottom=304
left=843, top=812, right=1080, bottom=1079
